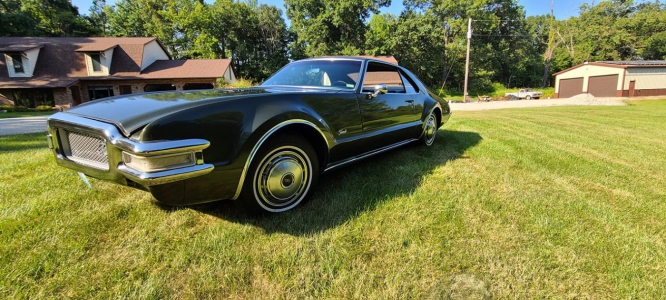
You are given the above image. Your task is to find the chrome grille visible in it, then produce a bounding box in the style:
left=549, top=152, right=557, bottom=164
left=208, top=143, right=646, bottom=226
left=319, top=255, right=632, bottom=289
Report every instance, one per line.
left=65, top=131, right=109, bottom=169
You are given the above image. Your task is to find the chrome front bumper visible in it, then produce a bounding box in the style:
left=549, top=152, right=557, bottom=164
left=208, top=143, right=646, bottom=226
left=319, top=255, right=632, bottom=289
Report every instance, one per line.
left=47, top=113, right=214, bottom=187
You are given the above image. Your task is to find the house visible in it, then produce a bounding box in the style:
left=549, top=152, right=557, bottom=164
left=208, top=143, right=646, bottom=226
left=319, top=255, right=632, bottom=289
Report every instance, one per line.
left=554, top=60, right=666, bottom=98
left=0, top=37, right=236, bottom=109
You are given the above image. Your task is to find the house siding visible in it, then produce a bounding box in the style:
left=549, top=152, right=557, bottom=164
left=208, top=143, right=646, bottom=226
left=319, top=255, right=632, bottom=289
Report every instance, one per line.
left=141, top=40, right=169, bottom=70
left=624, top=68, right=666, bottom=90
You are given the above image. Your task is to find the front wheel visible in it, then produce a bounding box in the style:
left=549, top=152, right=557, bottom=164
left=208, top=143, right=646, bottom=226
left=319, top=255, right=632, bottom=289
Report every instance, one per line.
left=240, top=133, right=319, bottom=214
left=526, top=95, right=532, bottom=100
left=421, top=111, right=438, bottom=146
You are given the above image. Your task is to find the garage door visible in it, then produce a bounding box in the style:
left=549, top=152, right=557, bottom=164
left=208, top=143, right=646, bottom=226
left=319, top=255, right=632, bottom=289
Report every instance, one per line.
left=559, top=77, right=584, bottom=98
left=587, top=74, right=619, bottom=97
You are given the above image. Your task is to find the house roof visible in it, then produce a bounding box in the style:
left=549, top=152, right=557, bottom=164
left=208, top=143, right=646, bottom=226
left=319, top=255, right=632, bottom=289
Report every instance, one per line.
left=0, top=77, right=79, bottom=89
left=0, top=37, right=164, bottom=79
left=554, top=60, right=666, bottom=76
left=596, top=60, right=666, bottom=66
left=0, top=44, right=44, bottom=52
left=140, top=59, right=232, bottom=79
left=0, top=37, right=234, bottom=88
left=75, top=44, right=118, bottom=52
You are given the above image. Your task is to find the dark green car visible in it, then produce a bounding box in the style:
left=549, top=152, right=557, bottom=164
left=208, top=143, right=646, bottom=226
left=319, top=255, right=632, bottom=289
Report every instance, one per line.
left=47, top=57, right=451, bottom=214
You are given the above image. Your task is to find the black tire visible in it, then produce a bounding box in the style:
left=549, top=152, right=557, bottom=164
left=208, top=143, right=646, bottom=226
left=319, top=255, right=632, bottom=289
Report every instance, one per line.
left=421, top=110, right=438, bottom=146
left=526, top=95, right=532, bottom=100
left=240, top=133, right=319, bottom=214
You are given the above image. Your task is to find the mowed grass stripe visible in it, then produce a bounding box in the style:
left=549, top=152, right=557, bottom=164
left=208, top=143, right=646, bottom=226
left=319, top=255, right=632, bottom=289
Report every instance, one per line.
left=1, top=100, right=666, bottom=298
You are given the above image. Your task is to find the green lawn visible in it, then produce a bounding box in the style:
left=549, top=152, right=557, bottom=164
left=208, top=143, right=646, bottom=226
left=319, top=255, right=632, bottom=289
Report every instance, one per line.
left=1, top=100, right=665, bottom=298
left=0, top=111, right=55, bottom=119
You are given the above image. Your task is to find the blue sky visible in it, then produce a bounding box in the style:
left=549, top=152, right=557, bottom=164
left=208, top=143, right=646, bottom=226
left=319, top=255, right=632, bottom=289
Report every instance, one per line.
left=72, top=0, right=616, bottom=20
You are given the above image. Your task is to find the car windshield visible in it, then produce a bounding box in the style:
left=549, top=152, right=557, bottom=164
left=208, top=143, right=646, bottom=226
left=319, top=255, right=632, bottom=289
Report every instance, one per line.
left=261, top=60, right=362, bottom=89
left=524, top=88, right=533, bottom=92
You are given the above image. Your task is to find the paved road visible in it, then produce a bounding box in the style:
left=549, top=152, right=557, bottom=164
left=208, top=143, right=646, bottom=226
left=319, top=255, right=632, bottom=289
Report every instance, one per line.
left=449, top=97, right=627, bottom=111
left=0, top=116, right=49, bottom=136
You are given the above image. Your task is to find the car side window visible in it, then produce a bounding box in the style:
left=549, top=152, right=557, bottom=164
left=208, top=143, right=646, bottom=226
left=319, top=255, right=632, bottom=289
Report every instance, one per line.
left=362, top=62, right=405, bottom=93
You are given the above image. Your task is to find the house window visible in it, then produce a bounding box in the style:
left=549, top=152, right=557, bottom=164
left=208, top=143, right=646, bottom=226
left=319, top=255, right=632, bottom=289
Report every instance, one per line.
left=88, top=86, right=114, bottom=100
left=90, top=54, right=102, bottom=72
left=10, top=54, right=24, bottom=73
left=119, top=85, right=132, bottom=95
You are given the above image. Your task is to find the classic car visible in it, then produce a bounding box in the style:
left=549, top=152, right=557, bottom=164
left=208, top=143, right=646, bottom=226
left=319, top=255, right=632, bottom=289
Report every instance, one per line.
left=46, top=57, right=451, bottom=213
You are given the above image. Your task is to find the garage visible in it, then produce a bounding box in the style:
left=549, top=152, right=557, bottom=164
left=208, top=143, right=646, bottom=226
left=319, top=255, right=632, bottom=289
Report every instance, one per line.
left=554, top=61, right=666, bottom=98
left=558, top=77, right=583, bottom=98
left=588, top=74, right=618, bottom=97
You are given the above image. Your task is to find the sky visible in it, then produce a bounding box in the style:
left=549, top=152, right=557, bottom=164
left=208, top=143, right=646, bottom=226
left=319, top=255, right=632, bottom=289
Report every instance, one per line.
left=71, top=0, right=625, bottom=20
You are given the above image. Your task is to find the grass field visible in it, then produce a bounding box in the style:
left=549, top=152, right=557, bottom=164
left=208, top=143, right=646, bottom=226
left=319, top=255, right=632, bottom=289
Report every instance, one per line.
left=0, top=111, right=55, bottom=119
left=1, top=100, right=665, bottom=298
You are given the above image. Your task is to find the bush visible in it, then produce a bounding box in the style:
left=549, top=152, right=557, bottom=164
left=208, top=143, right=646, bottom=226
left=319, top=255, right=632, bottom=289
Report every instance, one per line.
left=224, top=78, right=255, bottom=89
left=13, top=106, right=28, bottom=112
left=35, top=105, right=54, bottom=111
left=0, top=105, right=13, bottom=112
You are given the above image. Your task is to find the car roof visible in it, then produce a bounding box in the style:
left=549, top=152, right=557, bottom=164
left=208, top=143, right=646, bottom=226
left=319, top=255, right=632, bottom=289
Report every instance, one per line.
left=298, top=56, right=400, bottom=68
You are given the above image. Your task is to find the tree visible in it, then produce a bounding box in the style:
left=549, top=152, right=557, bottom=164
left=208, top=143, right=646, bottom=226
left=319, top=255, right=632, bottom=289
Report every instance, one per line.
left=364, top=13, right=396, bottom=56
left=1, top=0, right=96, bottom=36
left=285, top=0, right=390, bottom=57
left=89, top=0, right=109, bottom=36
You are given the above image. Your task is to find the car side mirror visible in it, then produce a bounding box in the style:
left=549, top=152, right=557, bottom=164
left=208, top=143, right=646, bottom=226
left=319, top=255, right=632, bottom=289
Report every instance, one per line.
left=371, top=84, right=388, bottom=98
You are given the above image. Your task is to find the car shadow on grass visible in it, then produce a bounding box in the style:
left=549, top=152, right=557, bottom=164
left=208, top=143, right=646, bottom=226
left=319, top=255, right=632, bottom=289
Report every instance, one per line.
left=177, top=130, right=482, bottom=236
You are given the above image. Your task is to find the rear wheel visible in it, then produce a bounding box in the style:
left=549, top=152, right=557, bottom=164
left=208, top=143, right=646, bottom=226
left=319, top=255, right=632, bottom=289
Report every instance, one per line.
left=421, top=111, right=438, bottom=146
left=240, top=133, right=319, bottom=214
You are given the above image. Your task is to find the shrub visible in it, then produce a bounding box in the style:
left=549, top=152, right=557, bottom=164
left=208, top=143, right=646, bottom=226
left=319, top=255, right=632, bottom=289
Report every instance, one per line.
left=35, top=105, right=54, bottom=111
left=224, top=78, right=255, bottom=89
left=13, top=106, right=28, bottom=112
left=0, top=105, right=13, bottom=112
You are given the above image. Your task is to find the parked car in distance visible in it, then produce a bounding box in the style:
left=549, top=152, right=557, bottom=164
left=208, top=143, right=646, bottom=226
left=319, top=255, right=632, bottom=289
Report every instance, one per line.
left=505, top=88, right=542, bottom=100
left=46, top=57, right=451, bottom=214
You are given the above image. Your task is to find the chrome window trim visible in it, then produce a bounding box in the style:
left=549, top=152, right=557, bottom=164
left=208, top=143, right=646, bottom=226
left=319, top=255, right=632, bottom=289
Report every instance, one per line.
left=231, top=119, right=330, bottom=200
left=359, top=60, right=407, bottom=94
left=260, top=58, right=365, bottom=92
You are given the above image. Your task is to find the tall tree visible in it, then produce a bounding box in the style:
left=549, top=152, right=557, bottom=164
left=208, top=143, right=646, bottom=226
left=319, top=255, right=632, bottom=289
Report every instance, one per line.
left=364, top=13, right=396, bottom=56
left=285, top=0, right=390, bottom=57
left=89, top=0, right=108, bottom=36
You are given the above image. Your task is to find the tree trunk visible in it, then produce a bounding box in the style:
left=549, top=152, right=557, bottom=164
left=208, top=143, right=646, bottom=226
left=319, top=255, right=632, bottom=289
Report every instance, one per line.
left=542, top=58, right=551, bottom=87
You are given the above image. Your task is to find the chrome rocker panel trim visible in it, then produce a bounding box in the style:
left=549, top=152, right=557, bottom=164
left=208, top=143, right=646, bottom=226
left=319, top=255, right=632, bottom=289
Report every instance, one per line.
left=47, top=113, right=214, bottom=187
left=324, top=138, right=417, bottom=172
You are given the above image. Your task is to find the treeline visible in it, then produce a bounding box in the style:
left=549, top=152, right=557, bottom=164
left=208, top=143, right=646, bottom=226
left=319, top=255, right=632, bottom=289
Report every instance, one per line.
left=2, top=0, right=666, bottom=91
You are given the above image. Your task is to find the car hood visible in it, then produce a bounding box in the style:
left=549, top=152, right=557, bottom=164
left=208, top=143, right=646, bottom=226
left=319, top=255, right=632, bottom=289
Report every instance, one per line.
left=64, top=87, right=343, bottom=136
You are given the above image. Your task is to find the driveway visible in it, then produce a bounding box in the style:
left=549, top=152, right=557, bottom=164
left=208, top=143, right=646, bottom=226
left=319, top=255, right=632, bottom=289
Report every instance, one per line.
left=0, top=116, right=49, bottom=136
left=449, top=94, right=628, bottom=111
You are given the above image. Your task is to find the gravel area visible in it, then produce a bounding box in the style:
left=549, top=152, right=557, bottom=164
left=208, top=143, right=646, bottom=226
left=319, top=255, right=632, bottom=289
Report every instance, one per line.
left=449, top=94, right=628, bottom=111
left=0, top=116, right=49, bottom=136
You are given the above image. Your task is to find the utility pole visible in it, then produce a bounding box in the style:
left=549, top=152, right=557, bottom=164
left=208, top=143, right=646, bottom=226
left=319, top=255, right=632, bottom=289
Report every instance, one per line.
left=463, top=18, right=472, bottom=102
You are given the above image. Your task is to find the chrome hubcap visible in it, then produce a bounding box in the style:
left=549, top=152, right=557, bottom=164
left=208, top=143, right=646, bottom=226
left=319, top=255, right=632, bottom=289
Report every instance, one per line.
left=255, top=148, right=310, bottom=208
left=425, top=114, right=437, bottom=145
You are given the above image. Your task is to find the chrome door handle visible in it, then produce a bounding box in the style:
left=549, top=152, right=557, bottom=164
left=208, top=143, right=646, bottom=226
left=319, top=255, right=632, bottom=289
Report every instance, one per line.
left=405, top=100, right=414, bottom=103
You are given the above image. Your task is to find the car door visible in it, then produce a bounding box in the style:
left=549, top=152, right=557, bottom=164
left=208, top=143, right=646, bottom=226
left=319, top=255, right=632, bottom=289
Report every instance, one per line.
left=357, top=61, right=421, bottom=149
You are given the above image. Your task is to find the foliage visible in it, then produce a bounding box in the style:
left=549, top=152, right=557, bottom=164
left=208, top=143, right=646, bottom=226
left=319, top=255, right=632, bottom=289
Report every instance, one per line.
left=0, top=0, right=97, bottom=36
left=285, top=0, right=390, bottom=57
left=35, top=105, right=54, bottom=111
left=4, top=0, right=666, bottom=92
left=221, top=78, right=255, bottom=88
